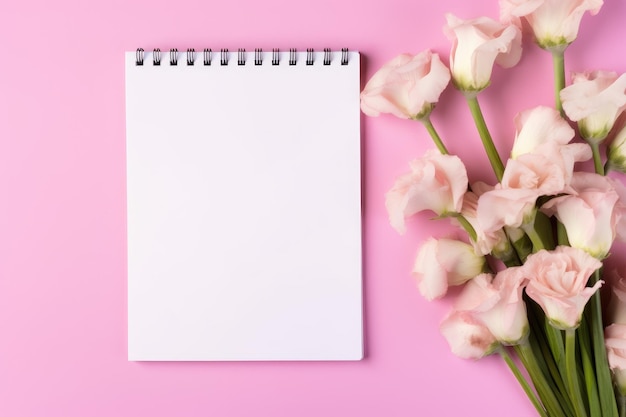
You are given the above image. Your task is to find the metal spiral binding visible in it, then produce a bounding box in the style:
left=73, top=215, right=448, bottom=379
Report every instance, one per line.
left=237, top=49, right=246, bottom=66
left=135, top=48, right=351, bottom=66
left=323, top=48, right=331, bottom=65
left=153, top=48, right=161, bottom=66
left=289, top=49, right=297, bottom=65
left=169, top=48, right=178, bottom=66
left=272, top=49, right=279, bottom=66
left=135, top=48, right=144, bottom=66
left=306, top=48, right=314, bottom=65
left=341, top=48, right=349, bottom=65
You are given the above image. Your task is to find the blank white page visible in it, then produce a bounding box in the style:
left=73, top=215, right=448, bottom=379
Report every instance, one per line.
left=125, top=49, right=362, bottom=361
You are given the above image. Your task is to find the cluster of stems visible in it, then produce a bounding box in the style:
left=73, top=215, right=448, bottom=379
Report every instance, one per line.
left=417, top=48, right=620, bottom=417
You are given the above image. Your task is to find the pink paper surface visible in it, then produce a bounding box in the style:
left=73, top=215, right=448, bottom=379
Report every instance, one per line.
left=1, top=0, right=625, bottom=416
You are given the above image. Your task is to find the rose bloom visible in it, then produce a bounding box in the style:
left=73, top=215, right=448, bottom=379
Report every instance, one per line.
left=360, top=50, right=451, bottom=120
left=500, top=0, right=603, bottom=49
left=561, top=71, right=626, bottom=141
left=454, top=270, right=529, bottom=345
left=524, top=246, right=602, bottom=329
left=385, top=150, right=468, bottom=234
left=605, top=324, right=626, bottom=395
left=412, top=238, right=486, bottom=301
left=440, top=311, right=498, bottom=359
left=541, top=172, right=622, bottom=259
left=444, top=14, right=522, bottom=93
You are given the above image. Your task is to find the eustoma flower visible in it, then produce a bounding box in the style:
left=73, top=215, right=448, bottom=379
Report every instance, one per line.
left=477, top=106, right=590, bottom=233
left=360, top=51, right=451, bottom=120
left=500, top=0, right=604, bottom=49
left=605, top=324, right=626, bottom=395
left=524, top=246, right=603, bottom=329
left=541, top=172, right=624, bottom=259
left=444, top=14, right=522, bottom=93
left=607, top=269, right=626, bottom=325
left=608, top=120, right=626, bottom=173
left=440, top=311, right=498, bottom=359
left=412, top=238, right=485, bottom=300
left=454, top=269, right=529, bottom=345
left=457, top=183, right=510, bottom=256
left=385, top=150, right=468, bottom=234
left=561, top=71, right=626, bottom=142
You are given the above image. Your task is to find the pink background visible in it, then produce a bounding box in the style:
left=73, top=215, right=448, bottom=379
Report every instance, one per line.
left=1, top=0, right=625, bottom=415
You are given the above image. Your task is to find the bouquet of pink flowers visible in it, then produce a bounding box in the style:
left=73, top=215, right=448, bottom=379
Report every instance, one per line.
left=361, top=1, right=626, bottom=416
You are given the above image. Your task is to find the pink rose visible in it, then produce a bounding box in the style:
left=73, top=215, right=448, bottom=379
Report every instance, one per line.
left=444, top=14, right=522, bottom=92
left=541, top=172, right=622, bottom=258
left=510, top=106, right=575, bottom=159
left=454, top=270, right=529, bottom=344
left=412, top=238, right=486, bottom=301
left=440, top=311, right=498, bottom=359
left=561, top=71, right=626, bottom=141
left=524, top=246, right=603, bottom=329
left=360, top=51, right=451, bottom=120
left=500, top=0, right=603, bottom=48
left=605, top=324, right=626, bottom=393
left=385, top=150, right=468, bottom=234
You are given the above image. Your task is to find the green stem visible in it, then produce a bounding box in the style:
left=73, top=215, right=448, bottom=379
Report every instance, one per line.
left=579, top=315, right=601, bottom=417
left=465, top=95, right=505, bottom=181
left=552, top=49, right=565, bottom=115
left=516, top=342, right=566, bottom=417
left=420, top=117, right=449, bottom=155
left=565, top=329, right=588, bottom=417
left=620, top=396, right=626, bottom=417
left=499, top=348, right=548, bottom=417
left=588, top=140, right=605, bottom=175
left=590, top=269, right=620, bottom=417
left=521, top=212, right=548, bottom=253
left=557, top=221, right=570, bottom=246
left=452, top=213, right=477, bottom=242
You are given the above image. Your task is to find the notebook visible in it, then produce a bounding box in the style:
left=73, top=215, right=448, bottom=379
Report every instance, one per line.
left=125, top=48, right=363, bottom=361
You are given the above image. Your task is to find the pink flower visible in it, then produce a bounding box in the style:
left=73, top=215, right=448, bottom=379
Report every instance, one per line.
left=385, top=150, right=468, bottom=234
left=524, top=246, right=603, bottom=329
left=457, top=185, right=510, bottom=255
left=455, top=270, right=529, bottom=345
left=360, top=51, right=451, bottom=119
left=606, top=269, right=626, bottom=325
left=412, top=238, right=486, bottom=301
left=608, top=119, right=626, bottom=173
left=444, top=14, right=522, bottom=92
left=440, top=311, right=498, bottom=359
left=508, top=107, right=591, bottom=191
left=541, top=172, right=622, bottom=258
left=500, top=0, right=603, bottom=49
left=561, top=71, right=626, bottom=141
left=605, top=324, right=626, bottom=394
left=476, top=108, right=590, bottom=233
left=477, top=187, right=538, bottom=232
left=510, top=106, right=575, bottom=159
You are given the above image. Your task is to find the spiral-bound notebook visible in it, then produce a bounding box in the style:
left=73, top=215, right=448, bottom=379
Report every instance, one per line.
left=125, top=48, right=363, bottom=361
